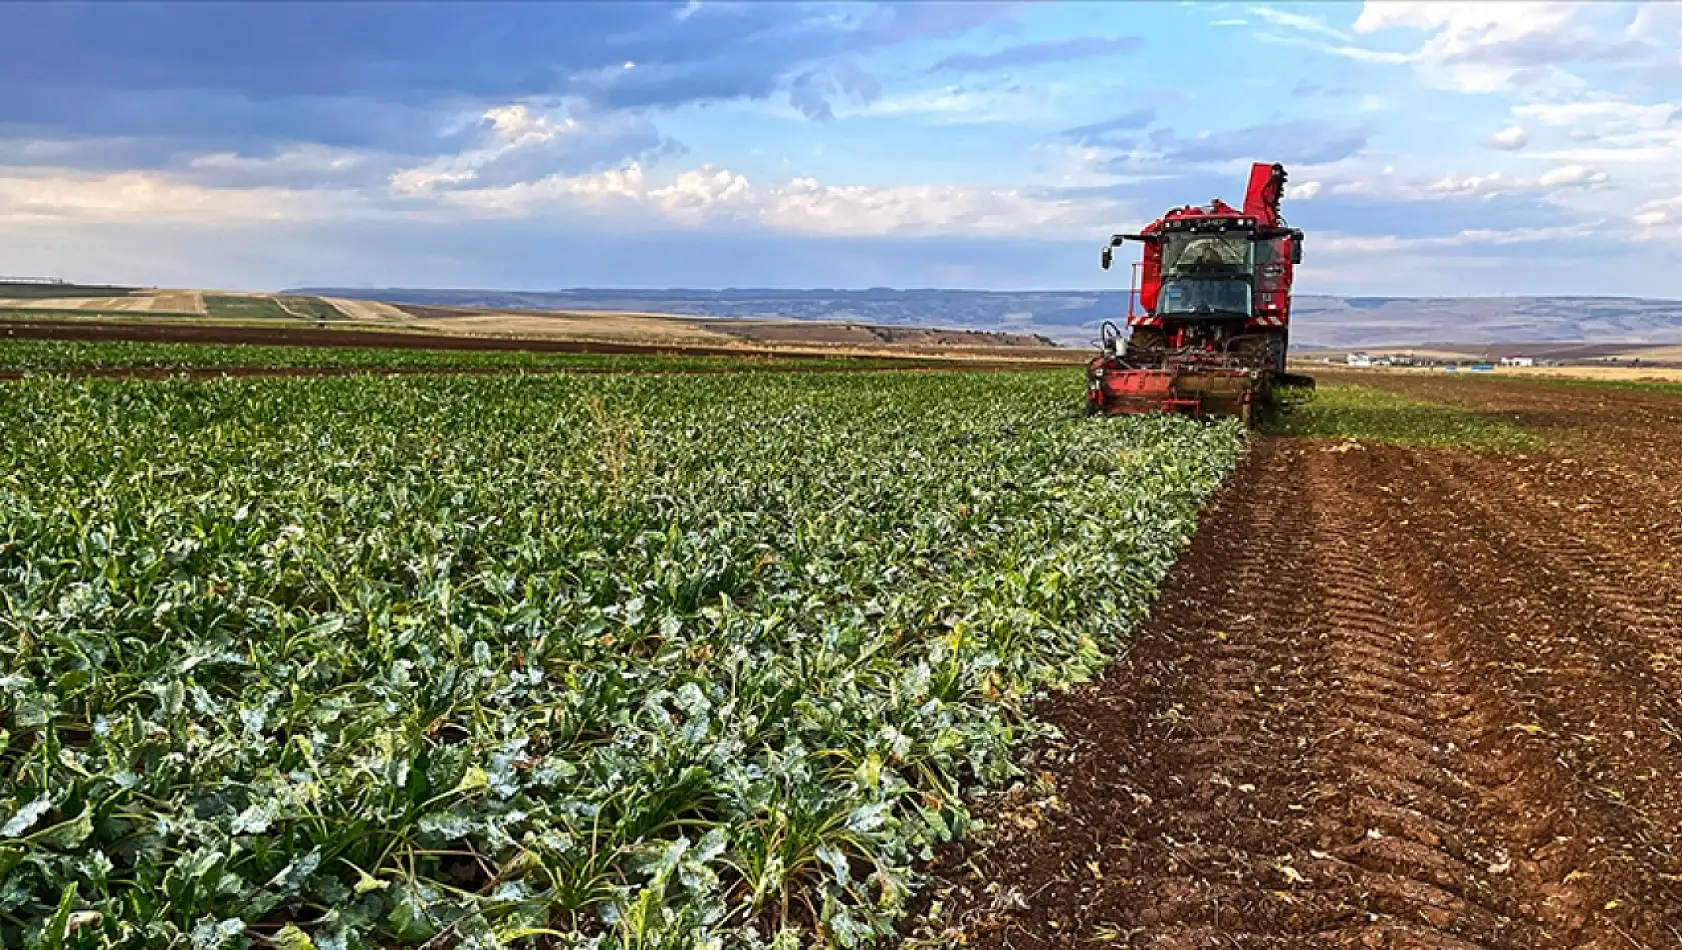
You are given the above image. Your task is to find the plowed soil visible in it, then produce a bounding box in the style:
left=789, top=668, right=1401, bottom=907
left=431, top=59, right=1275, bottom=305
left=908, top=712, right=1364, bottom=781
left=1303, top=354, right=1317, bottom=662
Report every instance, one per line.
left=0, top=319, right=1078, bottom=365
left=922, top=379, right=1682, bottom=948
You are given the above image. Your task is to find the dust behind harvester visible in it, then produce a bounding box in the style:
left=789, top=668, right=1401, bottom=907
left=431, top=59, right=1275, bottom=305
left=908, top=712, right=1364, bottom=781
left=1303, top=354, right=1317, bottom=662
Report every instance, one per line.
left=1087, top=162, right=1308, bottom=423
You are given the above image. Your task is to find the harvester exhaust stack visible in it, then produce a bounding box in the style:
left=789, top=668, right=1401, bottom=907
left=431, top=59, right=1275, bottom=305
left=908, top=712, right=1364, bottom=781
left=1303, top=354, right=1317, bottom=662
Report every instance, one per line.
left=1086, top=161, right=1306, bottom=423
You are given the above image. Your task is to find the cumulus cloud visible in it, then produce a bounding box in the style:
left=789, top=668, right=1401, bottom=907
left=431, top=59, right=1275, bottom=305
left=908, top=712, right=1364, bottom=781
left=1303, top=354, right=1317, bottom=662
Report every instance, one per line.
left=1633, top=194, right=1681, bottom=231
left=390, top=104, right=681, bottom=196
left=1350, top=2, right=1642, bottom=94
left=1538, top=164, right=1609, bottom=186
left=928, top=36, right=1143, bottom=73
left=420, top=161, right=1121, bottom=238
left=1627, top=0, right=1682, bottom=66
left=1486, top=125, right=1528, bottom=150
left=1285, top=181, right=1323, bottom=200
left=0, top=169, right=361, bottom=222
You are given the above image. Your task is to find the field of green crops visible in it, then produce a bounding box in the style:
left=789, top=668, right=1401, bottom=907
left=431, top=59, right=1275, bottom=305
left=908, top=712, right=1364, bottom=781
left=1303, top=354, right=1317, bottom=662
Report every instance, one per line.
left=0, top=371, right=1242, bottom=949
left=0, top=339, right=918, bottom=375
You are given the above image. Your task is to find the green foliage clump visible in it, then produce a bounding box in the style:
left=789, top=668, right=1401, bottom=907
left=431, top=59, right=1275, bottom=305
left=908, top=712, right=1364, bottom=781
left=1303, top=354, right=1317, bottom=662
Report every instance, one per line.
left=0, top=371, right=1241, bottom=948
left=201, top=296, right=297, bottom=321
left=1266, top=383, right=1544, bottom=451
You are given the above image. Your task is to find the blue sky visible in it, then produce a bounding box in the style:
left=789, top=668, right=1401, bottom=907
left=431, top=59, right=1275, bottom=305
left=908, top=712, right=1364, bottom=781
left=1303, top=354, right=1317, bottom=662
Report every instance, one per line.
left=0, top=1, right=1678, bottom=296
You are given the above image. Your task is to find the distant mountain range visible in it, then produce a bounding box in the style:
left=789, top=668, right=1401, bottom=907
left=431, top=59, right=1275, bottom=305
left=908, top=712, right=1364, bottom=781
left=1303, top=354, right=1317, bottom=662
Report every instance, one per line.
left=292, top=287, right=1682, bottom=349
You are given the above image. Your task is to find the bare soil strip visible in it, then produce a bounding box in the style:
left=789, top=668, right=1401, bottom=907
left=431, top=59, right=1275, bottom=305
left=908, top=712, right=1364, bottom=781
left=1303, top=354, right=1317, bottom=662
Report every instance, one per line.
left=0, top=319, right=1074, bottom=365
left=923, top=431, right=1682, bottom=948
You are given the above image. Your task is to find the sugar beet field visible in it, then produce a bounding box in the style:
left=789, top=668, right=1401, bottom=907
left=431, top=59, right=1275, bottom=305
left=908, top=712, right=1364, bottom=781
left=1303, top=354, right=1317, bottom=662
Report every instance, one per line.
left=0, top=370, right=1241, bottom=948
left=11, top=364, right=1682, bottom=949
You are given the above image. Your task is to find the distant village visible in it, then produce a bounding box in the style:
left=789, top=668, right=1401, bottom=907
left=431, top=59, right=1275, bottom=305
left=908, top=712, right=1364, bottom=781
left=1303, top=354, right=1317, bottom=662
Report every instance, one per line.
left=1319, top=352, right=1550, bottom=370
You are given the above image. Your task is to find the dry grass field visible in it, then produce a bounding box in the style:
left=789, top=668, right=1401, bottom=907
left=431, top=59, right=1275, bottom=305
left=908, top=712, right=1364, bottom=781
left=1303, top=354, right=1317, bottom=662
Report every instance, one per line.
left=0, top=284, right=1083, bottom=363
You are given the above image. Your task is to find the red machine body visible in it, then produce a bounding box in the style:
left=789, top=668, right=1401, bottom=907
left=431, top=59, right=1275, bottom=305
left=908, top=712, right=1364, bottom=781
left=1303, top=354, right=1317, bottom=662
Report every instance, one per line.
left=1087, top=162, right=1305, bottom=422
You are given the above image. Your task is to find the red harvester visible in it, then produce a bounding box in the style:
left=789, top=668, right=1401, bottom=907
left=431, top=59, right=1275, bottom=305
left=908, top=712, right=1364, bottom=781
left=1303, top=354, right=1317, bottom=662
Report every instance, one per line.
left=1087, top=161, right=1308, bottom=424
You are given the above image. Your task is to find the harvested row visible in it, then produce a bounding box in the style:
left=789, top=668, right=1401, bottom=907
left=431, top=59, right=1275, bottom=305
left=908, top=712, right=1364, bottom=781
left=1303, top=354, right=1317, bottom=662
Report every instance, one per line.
left=922, top=437, right=1682, bottom=947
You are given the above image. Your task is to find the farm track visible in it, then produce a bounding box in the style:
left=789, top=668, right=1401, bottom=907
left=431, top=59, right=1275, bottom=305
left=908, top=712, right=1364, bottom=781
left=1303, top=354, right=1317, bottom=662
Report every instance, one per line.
left=926, top=422, right=1682, bottom=946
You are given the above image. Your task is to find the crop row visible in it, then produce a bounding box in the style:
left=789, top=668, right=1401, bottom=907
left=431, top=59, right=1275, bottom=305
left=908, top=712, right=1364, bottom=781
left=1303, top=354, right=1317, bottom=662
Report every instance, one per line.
left=0, top=339, right=922, bottom=374
left=0, top=371, right=1242, bottom=948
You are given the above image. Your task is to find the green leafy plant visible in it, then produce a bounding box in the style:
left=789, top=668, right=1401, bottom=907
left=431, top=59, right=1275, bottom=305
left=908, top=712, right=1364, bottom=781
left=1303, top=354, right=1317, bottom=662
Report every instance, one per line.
left=0, top=370, right=1241, bottom=947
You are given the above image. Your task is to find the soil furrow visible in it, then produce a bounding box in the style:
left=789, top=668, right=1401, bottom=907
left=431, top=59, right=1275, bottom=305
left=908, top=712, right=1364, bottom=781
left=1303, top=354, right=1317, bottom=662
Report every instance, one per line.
left=919, top=433, right=1682, bottom=948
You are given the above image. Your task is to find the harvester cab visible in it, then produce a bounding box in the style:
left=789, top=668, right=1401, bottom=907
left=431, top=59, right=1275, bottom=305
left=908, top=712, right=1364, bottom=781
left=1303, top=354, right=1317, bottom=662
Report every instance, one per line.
left=1088, top=162, right=1307, bottom=423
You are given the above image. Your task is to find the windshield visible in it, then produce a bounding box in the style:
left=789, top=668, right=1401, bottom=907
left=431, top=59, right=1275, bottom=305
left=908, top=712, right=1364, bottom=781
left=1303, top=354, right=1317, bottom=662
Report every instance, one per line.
left=1158, top=279, right=1253, bottom=316
left=1162, top=234, right=1253, bottom=279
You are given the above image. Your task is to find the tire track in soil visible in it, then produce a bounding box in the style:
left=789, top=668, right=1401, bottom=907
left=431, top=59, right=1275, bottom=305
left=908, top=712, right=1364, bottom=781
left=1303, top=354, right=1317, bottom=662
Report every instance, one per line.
left=1368, top=451, right=1682, bottom=919
left=920, top=439, right=1678, bottom=949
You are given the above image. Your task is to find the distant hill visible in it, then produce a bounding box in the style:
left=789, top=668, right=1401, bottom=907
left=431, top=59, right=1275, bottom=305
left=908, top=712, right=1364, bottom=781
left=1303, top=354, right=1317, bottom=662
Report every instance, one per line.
left=1290, top=296, right=1682, bottom=349
left=294, top=287, right=1682, bottom=349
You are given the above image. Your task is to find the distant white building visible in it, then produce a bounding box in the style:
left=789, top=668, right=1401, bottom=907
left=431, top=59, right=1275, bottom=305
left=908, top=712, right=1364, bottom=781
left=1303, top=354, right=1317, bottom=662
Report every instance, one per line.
left=1499, top=356, right=1535, bottom=367
left=1346, top=352, right=1372, bottom=367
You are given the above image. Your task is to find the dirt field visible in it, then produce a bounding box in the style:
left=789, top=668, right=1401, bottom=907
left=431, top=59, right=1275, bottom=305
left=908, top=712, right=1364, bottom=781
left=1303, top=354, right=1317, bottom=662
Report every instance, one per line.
left=318, top=296, right=414, bottom=322
left=921, top=374, right=1682, bottom=948
left=0, top=291, right=203, bottom=313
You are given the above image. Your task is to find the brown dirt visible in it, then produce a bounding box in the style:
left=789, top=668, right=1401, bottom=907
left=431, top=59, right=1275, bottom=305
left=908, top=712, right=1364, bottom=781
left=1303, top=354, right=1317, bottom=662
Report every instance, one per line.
left=318, top=296, right=416, bottom=322
left=0, top=319, right=1062, bottom=363
left=918, top=379, right=1682, bottom=948
left=0, top=318, right=1082, bottom=365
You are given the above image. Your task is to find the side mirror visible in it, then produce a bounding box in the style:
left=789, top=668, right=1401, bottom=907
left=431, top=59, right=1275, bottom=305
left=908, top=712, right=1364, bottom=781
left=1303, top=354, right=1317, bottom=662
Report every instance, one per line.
left=1291, top=236, right=1304, bottom=265
left=1101, top=247, right=1113, bottom=270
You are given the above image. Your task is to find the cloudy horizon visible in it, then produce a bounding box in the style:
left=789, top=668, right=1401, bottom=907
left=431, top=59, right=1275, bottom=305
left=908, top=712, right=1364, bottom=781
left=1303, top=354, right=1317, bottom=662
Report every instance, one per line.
left=1, top=1, right=1679, bottom=297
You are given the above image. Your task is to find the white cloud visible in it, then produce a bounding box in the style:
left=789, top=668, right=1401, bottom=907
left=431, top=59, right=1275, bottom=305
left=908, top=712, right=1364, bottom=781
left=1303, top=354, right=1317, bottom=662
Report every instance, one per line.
left=1485, top=125, right=1528, bottom=149
left=1538, top=164, right=1610, bottom=186
left=1514, top=99, right=1679, bottom=132
left=1323, top=168, right=1519, bottom=201
left=1315, top=221, right=1602, bottom=254
left=0, top=170, right=355, bottom=222
left=1352, top=2, right=1611, bottom=94
left=415, top=161, right=1121, bottom=238
left=187, top=146, right=367, bottom=176
left=1627, top=1, right=1682, bottom=46
left=1314, top=163, right=1620, bottom=203
left=1248, top=30, right=1412, bottom=65
left=1632, top=194, right=1682, bottom=229
left=1284, top=180, right=1322, bottom=200
left=1247, top=6, right=1352, bottom=41
left=391, top=103, right=672, bottom=197
left=1358, top=95, right=1387, bottom=112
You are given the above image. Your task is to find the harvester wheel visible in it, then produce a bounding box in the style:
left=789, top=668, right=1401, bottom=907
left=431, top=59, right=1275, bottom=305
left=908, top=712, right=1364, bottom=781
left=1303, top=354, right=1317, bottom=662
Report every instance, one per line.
left=1128, top=327, right=1168, bottom=352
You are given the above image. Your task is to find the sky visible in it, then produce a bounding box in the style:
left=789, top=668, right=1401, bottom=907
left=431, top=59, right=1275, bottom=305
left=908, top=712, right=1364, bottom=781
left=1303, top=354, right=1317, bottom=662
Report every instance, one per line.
left=0, top=1, right=1679, bottom=297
